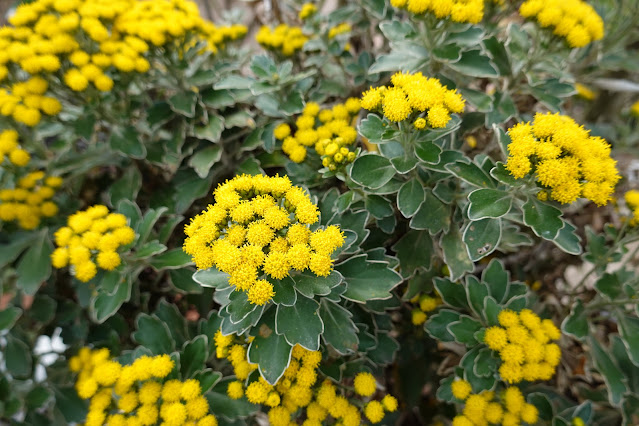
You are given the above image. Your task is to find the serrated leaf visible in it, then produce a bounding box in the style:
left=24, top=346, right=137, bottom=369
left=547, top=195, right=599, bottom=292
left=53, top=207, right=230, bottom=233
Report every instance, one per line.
left=337, top=254, right=403, bottom=303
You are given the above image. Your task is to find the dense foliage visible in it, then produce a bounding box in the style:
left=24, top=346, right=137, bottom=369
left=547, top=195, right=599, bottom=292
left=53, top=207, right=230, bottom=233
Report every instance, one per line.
left=1, top=0, right=639, bottom=425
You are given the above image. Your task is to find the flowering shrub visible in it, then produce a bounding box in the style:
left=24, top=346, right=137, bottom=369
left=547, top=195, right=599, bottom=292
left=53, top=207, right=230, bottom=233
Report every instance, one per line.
left=1, top=0, right=639, bottom=425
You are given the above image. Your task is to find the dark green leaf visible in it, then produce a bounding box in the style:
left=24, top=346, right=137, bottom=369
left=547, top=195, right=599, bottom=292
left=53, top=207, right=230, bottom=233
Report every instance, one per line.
left=149, top=249, right=192, bottom=270
left=468, top=189, right=512, bottom=220
left=188, top=145, right=222, bottom=178
left=193, top=267, right=230, bottom=288
left=91, top=276, right=131, bottom=323
left=425, top=309, right=461, bottom=342
left=441, top=228, right=474, bottom=281
left=294, top=270, right=343, bottom=299
left=448, top=50, right=498, bottom=78
left=561, top=299, right=588, bottom=340
left=338, top=254, right=403, bottom=303
left=108, top=166, right=142, bottom=207
left=350, top=154, right=396, bottom=189
left=109, top=126, right=146, bottom=159
left=448, top=316, right=483, bottom=345
left=132, top=314, right=175, bottom=354
left=16, top=230, right=53, bottom=295
left=169, top=92, right=197, bottom=117
left=275, top=295, right=323, bottom=351
left=0, top=307, right=21, bottom=331
left=320, top=299, right=359, bottom=355
left=397, top=179, right=426, bottom=218
left=248, top=310, right=292, bottom=384
left=434, top=277, right=470, bottom=310
left=391, top=229, right=433, bottom=277
left=410, top=191, right=450, bottom=234
left=522, top=197, right=564, bottom=240
left=181, top=335, right=208, bottom=378
left=463, top=218, right=501, bottom=261
left=446, top=160, right=496, bottom=188
left=5, top=335, right=32, bottom=378
left=193, top=115, right=224, bottom=143
left=589, top=336, right=627, bottom=407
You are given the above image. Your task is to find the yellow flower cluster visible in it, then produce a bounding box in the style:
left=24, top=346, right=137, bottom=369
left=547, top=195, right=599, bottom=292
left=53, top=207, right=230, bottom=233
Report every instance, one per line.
left=274, top=99, right=360, bottom=168
left=519, top=0, right=604, bottom=48
left=51, top=205, right=135, bottom=282
left=410, top=293, right=442, bottom=325
left=361, top=71, right=465, bottom=128
left=625, top=190, right=639, bottom=225
left=0, top=170, right=60, bottom=229
left=328, top=23, right=352, bottom=39
left=69, top=347, right=218, bottom=426
left=451, top=381, right=539, bottom=426
left=256, top=24, right=308, bottom=56
left=299, top=3, right=318, bottom=20
left=0, top=129, right=30, bottom=166
left=216, top=333, right=398, bottom=426
left=575, top=83, right=595, bottom=101
left=0, top=0, right=245, bottom=127
left=504, top=113, right=620, bottom=206
left=483, top=309, right=561, bottom=384
left=390, top=0, right=484, bottom=24
left=183, top=174, right=345, bottom=306
left=631, top=100, right=639, bottom=118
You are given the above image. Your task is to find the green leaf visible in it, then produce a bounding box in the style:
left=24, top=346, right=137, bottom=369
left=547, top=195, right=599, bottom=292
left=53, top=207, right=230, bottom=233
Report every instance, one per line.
left=595, top=273, right=623, bottom=300
left=0, top=231, right=38, bottom=268
left=54, top=387, right=87, bottom=423
left=441, top=228, right=474, bottom=281
left=193, top=114, right=224, bottom=143
left=459, top=88, right=492, bottom=112
left=5, top=335, right=32, bottom=378
left=149, top=249, right=193, bottom=270
left=392, top=230, right=433, bottom=277
left=16, top=230, right=53, bottom=295
left=415, top=140, right=442, bottom=163
left=169, top=92, right=197, bottom=117
left=618, top=314, right=639, bottom=366
left=201, top=89, right=235, bottom=108
left=483, top=296, right=500, bottom=325
left=425, top=309, right=461, bottom=342
left=191, top=369, right=221, bottom=395
left=434, top=277, right=470, bottom=310
left=132, top=314, right=175, bottom=354
left=108, top=166, right=142, bottom=207
left=483, top=36, right=511, bottom=76
left=522, top=197, right=564, bottom=240
left=214, top=75, right=254, bottom=90
left=448, top=50, right=498, bottom=78
left=561, top=300, right=588, bottom=340
left=272, top=276, right=297, bottom=306
left=169, top=269, right=203, bottom=294
left=208, top=381, right=257, bottom=419
left=553, top=221, right=582, bottom=255
left=294, top=270, right=343, bottom=299
left=468, top=189, right=512, bottom=220
left=109, top=126, right=146, bottom=159
left=410, top=191, right=450, bottom=234
left=433, top=43, right=462, bottom=62
left=481, top=259, right=509, bottom=304
left=448, top=316, right=483, bottom=345
left=134, top=241, right=167, bottom=259
left=226, top=290, right=257, bottom=323
left=136, top=207, right=168, bottom=246
left=358, top=114, right=389, bottom=143
left=350, top=154, right=396, bottom=189
left=463, top=218, right=501, bottom=261
left=397, top=179, right=426, bottom=218
left=193, top=267, right=230, bottom=288
left=0, top=307, right=22, bottom=331
left=589, top=336, right=627, bottom=407
left=248, top=310, right=293, bottom=384
left=91, top=276, right=131, bottom=323
left=320, top=299, right=359, bottom=355
left=275, top=295, right=323, bottom=351
left=188, top=146, right=222, bottom=178
left=26, top=386, right=52, bottom=410
left=155, top=299, right=188, bottom=348
left=466, top=276, right=489, bottom=318
left=365, top=195, right=394, bottom=219
left=337, top=254, right=403, bottom=303
left=446, top=160, right=495, bottom=188
left=181, top=335, right=208, bottom=378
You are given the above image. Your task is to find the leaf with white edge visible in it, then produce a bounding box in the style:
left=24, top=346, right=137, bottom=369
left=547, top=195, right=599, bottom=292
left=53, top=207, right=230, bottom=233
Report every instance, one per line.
left=272, top=276, right=297, bottom=306
left=193, top=267, right=230, bottom=288
left=589, top=336, right=627, bottom=407
left=337, top=254, right=403, bottom=303
left=91, top=277, right=132, bottom=323
left=561, top=299, right=588, bottom=341
left=275, top=295, right=323, bottom=351
left=188, top=145, right=222, bottom=178
left=294, top=270, right=343, bottom=299
left=446, top=160, right=496, bottom=188
left=463, top=218, right=501, bottom=261
left=193, top=115, right=224, bottom=143
left=434, top=277, right=470, bottom=310
left=110, top=126, right=146, bottom=159
left=149, top=249, right=193, bottom=270
left=448, top=50, right=498, bottom=78
left=132, top=314, right=174, bottom=354
left=522, top=197, right=564, bottom=240
left=448, top=316, right=483, bottom=345
left=415, top=140, right=442, bottom=163
left=134, top=241, right=167, bottom=259
left=169, top=92, right=197, bottom=117
left=397, top=179, right=426, bottom=218
left=466, top=275, right=489, bottom=318
left=248, top=309, right=292, bottom=384
left=391, top=229, right=433, bottom=277
left=410, top=191, right=450, bottom=234
left=468, top=189, right=512, bottom=220
left=181, top=335, right=208, bottom=378
left=320, top=299, right=359, bottom=355
left=16, top=230, right=53, bottom=295
left=618, top=314, right=639, bottom=366
left=553, top=221, right=583, bottom=255
left=350, top=155, right=396, bottom=189
left=425, top=309, right=461, bottom=342
left=193, top=369, right=222, bottom=394
left=481, top=259, right=509, bottom=303
left=441, top=228, right=474, bottom=281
